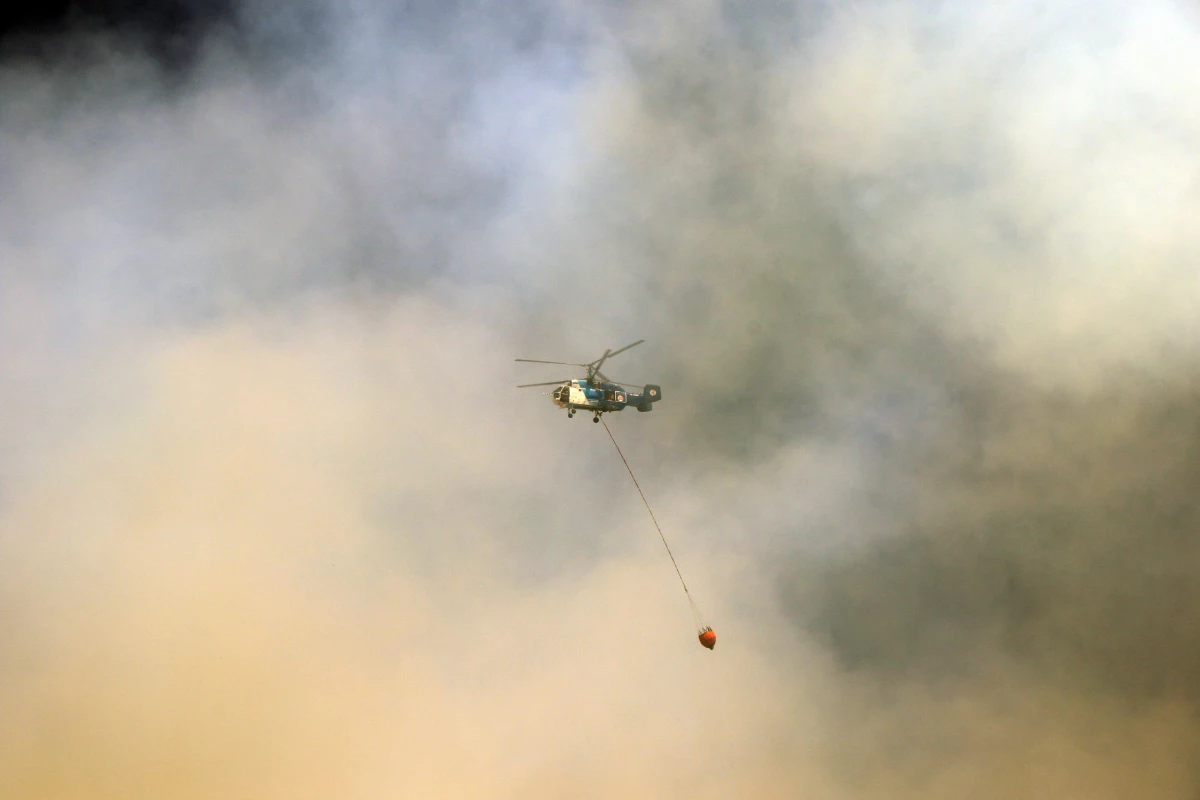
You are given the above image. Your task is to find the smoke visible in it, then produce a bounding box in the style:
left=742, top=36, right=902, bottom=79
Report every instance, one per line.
left=4, top=0, right=1200, bottom=796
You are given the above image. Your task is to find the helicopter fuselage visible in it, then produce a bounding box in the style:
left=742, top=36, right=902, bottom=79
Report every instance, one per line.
left=515, top=340, right=659, bottom=419
left=550, top=379, right=661, bottom=415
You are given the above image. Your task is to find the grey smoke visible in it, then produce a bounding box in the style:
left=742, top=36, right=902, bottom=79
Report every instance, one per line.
left=4, top=0, right=1200, bottom=796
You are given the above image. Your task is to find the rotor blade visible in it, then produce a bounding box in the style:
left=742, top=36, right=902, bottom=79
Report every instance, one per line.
left=515, top=359, right=590, bottom=366
left=604, top=339, right=645, bottom=359
left=517, top=380, right=571, bottom=388
left=591, top=348, right=613, bottom=376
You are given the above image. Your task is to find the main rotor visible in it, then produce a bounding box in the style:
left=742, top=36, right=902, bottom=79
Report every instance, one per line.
left=515, top=339, right=645, bottom=389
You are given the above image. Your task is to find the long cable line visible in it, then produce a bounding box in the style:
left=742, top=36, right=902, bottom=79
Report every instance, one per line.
left=600, top=416, right=708, bottom=637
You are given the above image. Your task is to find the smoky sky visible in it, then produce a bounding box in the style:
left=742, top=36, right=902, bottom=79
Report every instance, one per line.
left=4, top=0, right=1200, bottom=796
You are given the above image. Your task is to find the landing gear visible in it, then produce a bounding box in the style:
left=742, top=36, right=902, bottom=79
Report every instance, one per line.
left=568, top=409, right=575, bottom=418
left=593, top=413, right=601, bottom=423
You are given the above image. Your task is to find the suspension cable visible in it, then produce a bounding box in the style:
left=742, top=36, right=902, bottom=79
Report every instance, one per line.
left=600, top=416, right=694, bottom=603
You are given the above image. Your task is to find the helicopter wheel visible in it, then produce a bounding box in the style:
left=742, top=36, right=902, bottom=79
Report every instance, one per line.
left=593, top=415, right=600, bottom=423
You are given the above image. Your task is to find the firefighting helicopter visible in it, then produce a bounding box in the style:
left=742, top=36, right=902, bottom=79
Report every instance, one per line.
left=516, top=339, right=662, bottom=422
left=516, top=339, right=714, bottom=651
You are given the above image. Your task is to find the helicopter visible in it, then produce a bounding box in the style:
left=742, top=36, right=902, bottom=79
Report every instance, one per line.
left=516, top=339, right=662, bottom=422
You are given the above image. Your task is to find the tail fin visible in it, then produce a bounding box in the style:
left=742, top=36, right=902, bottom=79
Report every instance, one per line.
left=637, top=384, right=662, bottom=411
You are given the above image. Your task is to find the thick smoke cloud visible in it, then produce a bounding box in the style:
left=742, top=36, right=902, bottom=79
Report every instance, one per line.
left=4, top=0, right=1200, bottom=796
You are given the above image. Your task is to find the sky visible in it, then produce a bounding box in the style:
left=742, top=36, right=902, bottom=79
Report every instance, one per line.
left=4, top=0, right=1200, bottom=796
